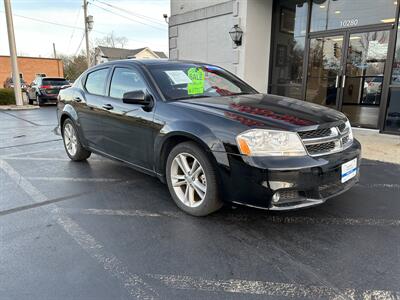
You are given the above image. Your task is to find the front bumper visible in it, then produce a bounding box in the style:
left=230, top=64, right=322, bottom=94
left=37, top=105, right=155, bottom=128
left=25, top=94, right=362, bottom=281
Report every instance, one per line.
left=216, top=139, right=361, bottom=210
left=38, top=94, right=58, bottom=104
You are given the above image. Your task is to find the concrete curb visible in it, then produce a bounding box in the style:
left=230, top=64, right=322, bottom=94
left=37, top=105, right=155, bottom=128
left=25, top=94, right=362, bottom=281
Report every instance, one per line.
left=0, top=105, right=39, bottom=110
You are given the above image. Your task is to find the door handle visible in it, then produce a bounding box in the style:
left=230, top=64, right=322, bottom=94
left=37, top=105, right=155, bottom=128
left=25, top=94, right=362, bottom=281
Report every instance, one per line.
left=73, top=97, right=82, bottom=102
left=342, top=75, right=346, bottom=88
left=335, top=75, right=340, bottom=88
left=102, top=104, right=114, bottom=110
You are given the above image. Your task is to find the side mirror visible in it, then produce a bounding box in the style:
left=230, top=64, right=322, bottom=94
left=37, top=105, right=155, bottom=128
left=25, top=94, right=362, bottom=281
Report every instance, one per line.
left=123, top=90, right=153, bottom=108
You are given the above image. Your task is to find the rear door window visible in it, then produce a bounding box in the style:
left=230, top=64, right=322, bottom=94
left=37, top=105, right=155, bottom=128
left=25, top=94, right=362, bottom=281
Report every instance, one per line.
left=85, top=68, right=109, bottom=96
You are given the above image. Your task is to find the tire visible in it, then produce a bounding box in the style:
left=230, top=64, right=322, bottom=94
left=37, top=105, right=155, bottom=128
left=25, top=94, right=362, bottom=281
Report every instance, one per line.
left=166, top=141, right=222, bottom=216
left=36, top=94, right=42, bottom=106
left=62, top=118, right=91, bottom=161
left=27, top=93, right=33, bottom=105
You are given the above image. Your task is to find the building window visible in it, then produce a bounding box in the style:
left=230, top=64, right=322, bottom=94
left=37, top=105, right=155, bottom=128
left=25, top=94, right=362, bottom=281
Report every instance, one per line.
left=311, top=0, right=397, bottom=32
left=270, top=0, right=308, bottom=100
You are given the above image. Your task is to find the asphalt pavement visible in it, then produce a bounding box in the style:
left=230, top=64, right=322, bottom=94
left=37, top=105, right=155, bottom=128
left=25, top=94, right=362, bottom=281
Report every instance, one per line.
left=0, top=107, right=399, bottom=300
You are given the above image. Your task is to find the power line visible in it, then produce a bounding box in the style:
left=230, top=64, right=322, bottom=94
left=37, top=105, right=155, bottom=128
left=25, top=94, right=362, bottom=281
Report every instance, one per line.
left=88, top=2, right=166, bottom=31
left=74, top=32, right=86, bottom=56
left=67, top=5, right=83, bottom=53
left=0, top=10, right=108, bottom=35
left=0, top=9, right=167, bottom=54
left=93, top=0, right=166, bottom=26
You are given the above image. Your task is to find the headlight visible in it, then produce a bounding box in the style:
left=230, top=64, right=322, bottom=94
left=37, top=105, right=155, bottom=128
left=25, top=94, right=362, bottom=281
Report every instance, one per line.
left=345, top=120, right=354, bottom=142
left=236, top=129, right=307, bottom=156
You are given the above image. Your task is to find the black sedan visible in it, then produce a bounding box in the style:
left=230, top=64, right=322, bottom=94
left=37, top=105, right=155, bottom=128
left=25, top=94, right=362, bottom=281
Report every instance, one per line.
left=57, top=60, right=361, bottom=216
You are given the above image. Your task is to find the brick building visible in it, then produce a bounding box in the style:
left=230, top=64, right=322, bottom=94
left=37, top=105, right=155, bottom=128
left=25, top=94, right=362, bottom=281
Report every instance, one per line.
left=0, top=56, right=64, bottom=86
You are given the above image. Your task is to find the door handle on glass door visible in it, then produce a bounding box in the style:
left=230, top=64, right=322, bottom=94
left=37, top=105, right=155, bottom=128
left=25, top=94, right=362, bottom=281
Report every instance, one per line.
left=342, top=75, right=346, bottom=88
left=102, top=104, right=114, bottom=110
left=335, top=75, right=340, bottom=88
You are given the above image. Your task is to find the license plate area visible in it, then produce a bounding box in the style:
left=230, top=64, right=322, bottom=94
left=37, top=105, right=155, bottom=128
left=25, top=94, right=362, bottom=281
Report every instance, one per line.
left=341, top=158, right=357, bottom=183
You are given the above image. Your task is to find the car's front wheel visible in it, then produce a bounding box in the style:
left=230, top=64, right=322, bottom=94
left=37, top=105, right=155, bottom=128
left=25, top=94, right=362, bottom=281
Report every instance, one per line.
left=62, top=119, right=91, bottom=161
left=166, top=142, right=222, bottom=216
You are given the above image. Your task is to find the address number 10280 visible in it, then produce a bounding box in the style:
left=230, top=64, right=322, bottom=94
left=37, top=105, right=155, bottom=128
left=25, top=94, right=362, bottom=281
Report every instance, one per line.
left=340, top=19, right=359, bottom=27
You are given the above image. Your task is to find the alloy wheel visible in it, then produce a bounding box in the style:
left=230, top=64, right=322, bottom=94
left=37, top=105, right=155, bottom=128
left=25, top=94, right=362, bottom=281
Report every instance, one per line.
left=63, top=123, right=78, bottom=156
left=170, top=153, right=207, bottom=207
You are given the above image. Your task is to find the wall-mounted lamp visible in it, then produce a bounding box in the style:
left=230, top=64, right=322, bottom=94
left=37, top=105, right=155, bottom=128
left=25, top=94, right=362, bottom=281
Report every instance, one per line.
left=229, top=25, right=243, bottom=46
left=163, top=13, right=169, bottom=24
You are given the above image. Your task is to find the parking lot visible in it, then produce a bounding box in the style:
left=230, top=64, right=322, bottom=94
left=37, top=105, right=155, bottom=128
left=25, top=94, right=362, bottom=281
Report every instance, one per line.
left=0, top=106, right=399, bottom=300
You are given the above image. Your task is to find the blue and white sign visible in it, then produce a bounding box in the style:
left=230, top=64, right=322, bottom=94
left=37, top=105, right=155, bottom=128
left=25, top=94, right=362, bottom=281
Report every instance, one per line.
left=341, top=158, right=357, bottom=183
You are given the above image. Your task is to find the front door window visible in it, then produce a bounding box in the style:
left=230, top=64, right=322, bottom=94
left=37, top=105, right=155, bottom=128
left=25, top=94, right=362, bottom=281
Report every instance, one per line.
left=341, top=30, right=390, bottom=128
left=306, top=35, right=344, bottom=108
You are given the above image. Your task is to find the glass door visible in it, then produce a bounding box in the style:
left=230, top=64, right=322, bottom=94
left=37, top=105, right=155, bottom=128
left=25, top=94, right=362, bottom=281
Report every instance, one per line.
left=305, top=35, right=345, bottom=109
left=340, top=30, right=391, bottom=128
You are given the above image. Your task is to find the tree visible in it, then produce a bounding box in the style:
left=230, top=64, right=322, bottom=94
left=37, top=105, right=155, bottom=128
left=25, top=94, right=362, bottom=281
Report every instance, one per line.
left=95, top=31, right=128, bottom=48
left=60, top=52, right=89, bottom=81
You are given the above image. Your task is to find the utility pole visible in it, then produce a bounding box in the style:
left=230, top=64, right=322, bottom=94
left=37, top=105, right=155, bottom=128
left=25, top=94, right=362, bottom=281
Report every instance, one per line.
left=53, top=42, right=57, bottom=58
left=4, top=0, right=23, bottom=106
left=83, top=0, right=90, bottom=68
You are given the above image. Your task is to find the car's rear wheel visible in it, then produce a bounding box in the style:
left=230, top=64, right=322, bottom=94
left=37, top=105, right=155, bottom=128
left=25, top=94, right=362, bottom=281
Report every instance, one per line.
left=62, top=119, right=91, bottom=161
left=166, top=142, right=222, bottom=216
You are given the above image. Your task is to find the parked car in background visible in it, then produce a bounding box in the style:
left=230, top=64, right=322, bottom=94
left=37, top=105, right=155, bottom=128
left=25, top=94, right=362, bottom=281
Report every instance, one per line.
left=57, top=60, right=361, bottom=216
left=27, top=77, right=70, bottom=105
left=3, top=77, right=28, bottom=91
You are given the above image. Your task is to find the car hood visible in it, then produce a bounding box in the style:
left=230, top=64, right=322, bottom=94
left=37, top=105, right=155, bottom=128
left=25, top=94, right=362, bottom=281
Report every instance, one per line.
left=171, top=93, right=346, bottom=131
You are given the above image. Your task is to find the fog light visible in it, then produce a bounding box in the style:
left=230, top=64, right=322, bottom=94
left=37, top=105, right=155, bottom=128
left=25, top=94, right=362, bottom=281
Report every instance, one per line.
left=272, top=192, right=280, bottom=203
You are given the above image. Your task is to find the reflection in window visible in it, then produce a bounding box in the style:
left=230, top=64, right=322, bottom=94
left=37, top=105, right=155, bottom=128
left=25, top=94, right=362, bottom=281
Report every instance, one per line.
left=110, top=68, right=147, bottom=99
left=85, top=68, right=109, bottom=96
left=305, top=36, right=343, bottom=108
left=270, top=0, right=308, bottom=100
left=392, top=28, right=400, bottom=84
left=311, top=0, right=397, bottom=32
left=342, top=30, right=389, bottom=128
left=385, top=88, right=400, bottom=132
left=343, top=31, right=389, bottom=106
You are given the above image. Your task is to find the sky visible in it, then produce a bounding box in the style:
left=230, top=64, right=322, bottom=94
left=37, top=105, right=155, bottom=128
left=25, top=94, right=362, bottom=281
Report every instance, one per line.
left=0, top=0, right=170, bottom=58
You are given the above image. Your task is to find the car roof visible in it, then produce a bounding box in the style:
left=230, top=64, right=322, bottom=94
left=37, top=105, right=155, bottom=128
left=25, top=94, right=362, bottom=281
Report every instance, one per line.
left=94, top=59, right=210, bottom=68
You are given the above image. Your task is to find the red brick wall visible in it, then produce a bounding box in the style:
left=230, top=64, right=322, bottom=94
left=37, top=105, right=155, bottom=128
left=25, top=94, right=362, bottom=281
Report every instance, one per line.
left=0, top=56, right=64, bottom=87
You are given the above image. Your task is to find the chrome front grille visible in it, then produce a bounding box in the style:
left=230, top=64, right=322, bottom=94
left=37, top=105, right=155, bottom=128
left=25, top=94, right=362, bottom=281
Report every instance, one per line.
left=298, top=128, right=332, bottom=139
left=299, top=122, right=352, bottom=157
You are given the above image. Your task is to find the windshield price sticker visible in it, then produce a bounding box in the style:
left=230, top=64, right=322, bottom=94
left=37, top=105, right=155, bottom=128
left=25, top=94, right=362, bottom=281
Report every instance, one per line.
left=165, top=70, right=193, bottom=85
left=187, top=67, right=205, bottom=95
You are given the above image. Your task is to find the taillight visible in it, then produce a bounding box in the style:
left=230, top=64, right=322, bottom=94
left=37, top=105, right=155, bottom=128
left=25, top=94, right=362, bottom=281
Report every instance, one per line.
left=40, top=85, right=51, bottom=89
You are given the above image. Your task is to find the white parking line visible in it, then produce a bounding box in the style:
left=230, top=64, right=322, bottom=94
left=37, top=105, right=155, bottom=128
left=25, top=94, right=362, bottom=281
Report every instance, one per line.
left=148, top=274, right=400, bottom=299
left=59, top=208, right=164, bottom=217
left=26, top=177, right=123, bottom=182
left=65, top=208, right=400, bottom=227
left=2, top=157, right=106, bottom=162
left=261, top=215, right=400, bottom=227
left=0, top=159, right=157, bottom=299
left=362, top=183, right=400, bottom=190
left=0, top=147, right=64, bottom=158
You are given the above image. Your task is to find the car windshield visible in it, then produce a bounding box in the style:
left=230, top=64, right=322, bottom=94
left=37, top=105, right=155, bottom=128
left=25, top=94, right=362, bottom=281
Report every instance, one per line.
left=43, top=79, right=69, bottom=86
left=147, top=63, right=257, bottom=101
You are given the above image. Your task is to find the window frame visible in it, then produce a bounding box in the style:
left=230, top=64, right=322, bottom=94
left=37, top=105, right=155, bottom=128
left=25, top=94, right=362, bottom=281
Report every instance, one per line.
left=83, top=67, right=111, bottom=97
